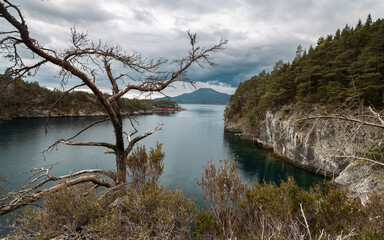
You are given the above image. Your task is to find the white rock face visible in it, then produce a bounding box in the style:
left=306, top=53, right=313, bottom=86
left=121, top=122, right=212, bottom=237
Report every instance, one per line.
left=226, top=109, right=384, bottom=198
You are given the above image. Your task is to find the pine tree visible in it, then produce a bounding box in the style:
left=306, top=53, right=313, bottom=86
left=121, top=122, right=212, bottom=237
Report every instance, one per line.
left=365, top=13, right=373, bottom=27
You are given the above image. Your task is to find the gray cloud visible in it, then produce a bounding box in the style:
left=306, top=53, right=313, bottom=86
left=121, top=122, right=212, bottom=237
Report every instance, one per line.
left=2, top=0, right=384, bottom=96
left=20, top=1, right=112, bottom=25
left=131, top=8, right=155, bottom=25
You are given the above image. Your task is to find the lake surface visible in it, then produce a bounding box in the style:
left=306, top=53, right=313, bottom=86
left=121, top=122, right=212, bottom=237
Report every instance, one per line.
left=0, top=104, right=324, bottom=235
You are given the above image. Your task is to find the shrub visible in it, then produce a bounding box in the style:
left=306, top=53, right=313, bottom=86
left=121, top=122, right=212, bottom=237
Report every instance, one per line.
left=127, top=143, right=165, bottom=190
left=10, top=183, right=102, bottom=239
left=9, top=144, right=197, bottom=240
left=88, top=185, right=198, bottom=239
left=196, top=159, right=384, bottom=239
left=9, top=158, right=384, bottom=239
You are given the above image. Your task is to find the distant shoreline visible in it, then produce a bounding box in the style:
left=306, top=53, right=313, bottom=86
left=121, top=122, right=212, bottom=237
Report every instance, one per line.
left=0, top=107, right=185, bottom=122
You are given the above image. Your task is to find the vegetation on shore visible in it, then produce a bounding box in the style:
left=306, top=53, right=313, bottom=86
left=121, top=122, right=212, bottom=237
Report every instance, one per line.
left=1, top=4, right=384, bottom=238
left=9, top=158, right=384, bottom=239
left=216, top=15, right=384, bottom=239
left=0, top=78, right=179, bottom=117
left=224, top=15, right=384, bottom=171
left=225, top=15, right=384, bottom=126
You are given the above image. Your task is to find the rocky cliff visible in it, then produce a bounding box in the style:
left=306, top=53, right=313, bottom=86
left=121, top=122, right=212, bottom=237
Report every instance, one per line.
left=225, top=107, right=384, bottom=199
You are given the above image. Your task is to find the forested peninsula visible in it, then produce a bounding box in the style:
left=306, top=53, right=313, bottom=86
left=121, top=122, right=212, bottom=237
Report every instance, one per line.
left=225, top=15, right=384, bottom=197
left=0, top=78, right=179, bottom=119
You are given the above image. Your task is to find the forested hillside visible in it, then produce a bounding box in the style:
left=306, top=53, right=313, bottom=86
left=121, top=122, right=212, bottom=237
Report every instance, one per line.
left=0, top=77, right=153, bottom=117
left=225, top=15, right=384, bottom=123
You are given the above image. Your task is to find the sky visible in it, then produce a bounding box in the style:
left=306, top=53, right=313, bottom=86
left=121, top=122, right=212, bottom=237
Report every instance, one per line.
left=1, top=0, right=384, bottom=98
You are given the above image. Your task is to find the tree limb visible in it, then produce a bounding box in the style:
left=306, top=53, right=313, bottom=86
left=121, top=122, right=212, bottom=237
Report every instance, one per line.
left=107, top=33, right=227, bottom=103
left=1, top=167, right=116, bottom=203
left=43, top=118, right=113, bottom=156
left=296, top=115, right=383, bottom=129
left=4, top=59, right=48, bottom=80
left=0, top=175, right=113, bottom=216
left=125, top=124, right=163, bottom=156
left=44, top=83, right=87, bottom=133
left=300, top=203, right=312, bottom=240
left=60, top=140, right=116, bottom=150
left=369, top=106, right=384, bottom=126
left=336, top=156, right=384, bottom=167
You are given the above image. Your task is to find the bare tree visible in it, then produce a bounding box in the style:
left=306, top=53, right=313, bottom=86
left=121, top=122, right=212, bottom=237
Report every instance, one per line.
left=0, top=0, right=227, bottom=215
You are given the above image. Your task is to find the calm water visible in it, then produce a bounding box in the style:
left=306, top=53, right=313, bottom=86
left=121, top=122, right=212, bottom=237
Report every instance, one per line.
left=0, top=104, right=324, bottom=235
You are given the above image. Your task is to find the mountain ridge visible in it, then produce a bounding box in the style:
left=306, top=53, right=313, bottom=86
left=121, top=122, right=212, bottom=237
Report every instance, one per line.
left=154, top=88, right=230, bottom=105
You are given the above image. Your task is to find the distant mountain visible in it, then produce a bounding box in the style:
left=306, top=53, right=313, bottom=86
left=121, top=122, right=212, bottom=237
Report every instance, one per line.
left=154, top=88, right=230, bottom=105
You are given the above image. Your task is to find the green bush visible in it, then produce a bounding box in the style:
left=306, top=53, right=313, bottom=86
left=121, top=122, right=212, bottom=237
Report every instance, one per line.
left=89, top=185, right=198, bottom=239
left=9, top=159, right=384, bottom=239
left=196, top=159, right=384, bottom=239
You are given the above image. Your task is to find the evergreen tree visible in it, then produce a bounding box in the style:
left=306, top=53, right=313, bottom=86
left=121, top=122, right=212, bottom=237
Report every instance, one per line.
left=225, top=16, right=384, bottom=123
left=365, top=13, right=373, bottom=27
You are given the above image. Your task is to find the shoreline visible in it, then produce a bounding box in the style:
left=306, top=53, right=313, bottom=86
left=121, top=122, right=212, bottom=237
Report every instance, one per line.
left=0, top=107, right=185, bottom=121
left=224, top=126, right=333, bottom=179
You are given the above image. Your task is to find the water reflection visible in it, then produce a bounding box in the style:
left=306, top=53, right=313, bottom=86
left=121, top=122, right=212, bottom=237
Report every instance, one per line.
left=223, top=132, right=325, bottom=190
left=0, top=104, right=325, bottom=236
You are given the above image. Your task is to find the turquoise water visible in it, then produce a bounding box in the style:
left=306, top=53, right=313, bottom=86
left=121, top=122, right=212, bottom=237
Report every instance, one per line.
left=0, top=104, right=324, bottom=235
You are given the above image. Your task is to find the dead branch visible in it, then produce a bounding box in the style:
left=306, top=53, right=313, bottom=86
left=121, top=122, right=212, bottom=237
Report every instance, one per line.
left=296, top=115, right=383, bottom=129
left=0, top=30, right=19, bottom=35
left=1, top=167, right=116, bottom=203
left=300, top=203, right=312, bottom=240
left=44, top=83, right=87, bottom=133
left=0, top=174, right=113, bottom=216
left=125, top=115, right=139, bottom=140
left=4, top=59, right=48, bottom=80
left=62, top=118, right=110, bottom=142
left=125, top=124, right=163, bottom=156
left=107, top=33, right=227, bottom=103
left=59, top=140, right=116, bottom=150
left=52, top=168, right=117, bottom=182
left=369, top=106, right=384, bottom=126
left=97, top=182, right=127, bottom=202
left=43, top=118, right=112, bottom=156
left=335, top=156, right=384, bottom=167
left=0, top=166, right=116, bottom=216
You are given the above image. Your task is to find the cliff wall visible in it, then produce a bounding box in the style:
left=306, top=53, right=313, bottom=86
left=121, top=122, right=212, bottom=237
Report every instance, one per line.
left=225, top=108, right=384, bottom=198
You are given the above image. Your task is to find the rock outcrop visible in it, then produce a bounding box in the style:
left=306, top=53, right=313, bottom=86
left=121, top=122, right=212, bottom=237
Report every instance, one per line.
left=225, top=108, right=384, bottom=198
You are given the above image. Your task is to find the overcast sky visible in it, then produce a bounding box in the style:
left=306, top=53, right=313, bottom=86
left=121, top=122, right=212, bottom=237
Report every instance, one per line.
left=1, top=0, right=384, bottom=97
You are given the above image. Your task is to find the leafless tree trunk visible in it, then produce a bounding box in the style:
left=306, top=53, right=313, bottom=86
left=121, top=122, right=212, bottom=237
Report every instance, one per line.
left=0, top=0, right=227, bottom=214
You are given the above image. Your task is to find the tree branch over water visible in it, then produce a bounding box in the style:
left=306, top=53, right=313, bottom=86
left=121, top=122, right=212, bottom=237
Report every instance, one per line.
left=0, top=0, right=227, bottom=215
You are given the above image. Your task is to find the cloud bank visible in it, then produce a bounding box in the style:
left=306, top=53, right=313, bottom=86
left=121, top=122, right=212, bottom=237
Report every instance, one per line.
left=1, top=0, right=384, bottom=96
